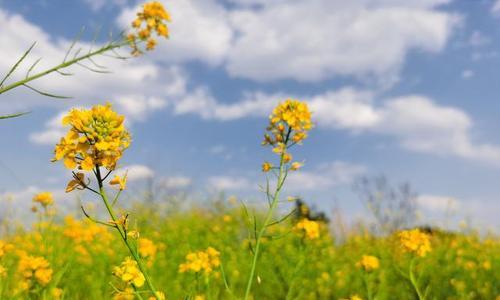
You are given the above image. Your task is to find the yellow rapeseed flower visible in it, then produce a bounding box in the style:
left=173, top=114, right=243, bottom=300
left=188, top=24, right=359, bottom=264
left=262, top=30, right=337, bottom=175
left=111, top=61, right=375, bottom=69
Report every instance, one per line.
left=32, top=192, right=54, bottom=207
left=295, top=218, right=320, bottom=240
left=18, top=255, right=53, bottom=287
left=138, top=238, right=157, bottom=259
left=398, top=229, right=432, bottom=257
left=53, top=103, right=131, bottom=179
left=179, top=247, right=220, bottom=275
left=263, top=99, right=312, bottom=168
left=128, top=1, right=171, bottom=54
left=262, top=162, right=273, bottom=172
left=113, top=257, right=145, bottom=287
left=357, top=255, right=380, bottom=272
left=110, top=175, right=127, bottom=190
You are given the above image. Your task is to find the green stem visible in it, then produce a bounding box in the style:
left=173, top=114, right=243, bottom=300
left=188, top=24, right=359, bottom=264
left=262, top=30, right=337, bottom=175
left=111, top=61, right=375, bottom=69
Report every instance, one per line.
left=409, top=258, right=425, bottom=300
left=0, top=41, right=126, bottom=95
left=95, top=167, right=160, bottom=300
left=244, top=155, right=286, bottom=300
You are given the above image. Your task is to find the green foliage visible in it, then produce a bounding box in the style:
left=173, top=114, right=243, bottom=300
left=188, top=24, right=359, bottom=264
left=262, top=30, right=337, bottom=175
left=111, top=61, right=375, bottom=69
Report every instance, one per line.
left=0, top=201, right=498, bottom=300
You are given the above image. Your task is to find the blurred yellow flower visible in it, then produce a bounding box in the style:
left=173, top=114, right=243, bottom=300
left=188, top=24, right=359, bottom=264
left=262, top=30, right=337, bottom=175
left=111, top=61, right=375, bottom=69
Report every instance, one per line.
left=113, top=257, right=145, bottom=287
left=262, top=161, right=273, bottom=172
left=128, top=1, right=171, bottom=55
left=110, top=175, right=127, bottom=190
left=138, top=238, right=157, bottom=259
left=357, top=255, right=380, bottom=272
left=398, top=229, right=432, bottom=257
left=18, top=255, right=53, bottom=287
left=179, top=247, right=220, bottom=274
left=32, top=192, right=54, bottom=207
left=295, top=218, right=320, bottom=240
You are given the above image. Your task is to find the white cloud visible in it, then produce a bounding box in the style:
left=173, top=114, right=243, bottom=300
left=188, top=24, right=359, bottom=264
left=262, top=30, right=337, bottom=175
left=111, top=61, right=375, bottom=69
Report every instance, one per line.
left=116, top=164, right=154, bottom=181
left=0, top=8, right=188, bottom=122
left=492, top=0, right=500, bottom=16
left=226, top=0, right=459, bottom=83
left=375, top=96, right=500, bottom=164
left=417, top=194, right=460, bottom=212
left=117, top=0, right=233, bottom=65
left=158, top=176, right=192, bottom=189
left=83, top=0, right=127, bottom=11
left=468, top=31, right=490, bottom=47
left=114, top=96, right=167, bottom=121
left=29, top=111, right=66, bottom=145
left=170, top=87, right=500, bottom=165
left=286, top=161, right=367, bottom=191
left=461, top=69, right=474, bottom=79
left=207, top=176, right=251, bottom=191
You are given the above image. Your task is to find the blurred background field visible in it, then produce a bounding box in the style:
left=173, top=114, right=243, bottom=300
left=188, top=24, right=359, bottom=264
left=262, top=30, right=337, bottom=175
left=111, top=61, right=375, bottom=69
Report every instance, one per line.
left=0, top=194, right=498, bottom=300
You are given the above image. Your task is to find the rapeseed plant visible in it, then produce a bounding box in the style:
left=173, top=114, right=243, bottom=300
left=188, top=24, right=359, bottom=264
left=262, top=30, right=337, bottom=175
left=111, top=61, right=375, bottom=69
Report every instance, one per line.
left=244, top=99, right=312, bottom=300
left=52, top=103, right=163, bottom=299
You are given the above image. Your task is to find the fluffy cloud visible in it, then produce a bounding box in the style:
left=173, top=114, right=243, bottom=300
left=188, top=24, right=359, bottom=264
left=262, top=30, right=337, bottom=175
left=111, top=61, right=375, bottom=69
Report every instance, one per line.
left=226, top=0, right=459, bottom=83
left=115, top=164, right=155, bottom=181
left=115, top=0, right=459, bottom=83
left=492, top=0, right=500, bottom=16
left=0, top=7, right=187, bottom=122
left=158, top=176, right=192, bottom=189
left=286, top=161, right=367, bottom=191
left=207, top=176, right=252, bottom=191
left=416, top=194, right=460, bottom=212
left=169, top=86, right=500, bottom=165
left=116, top=0, right=233, bottom=65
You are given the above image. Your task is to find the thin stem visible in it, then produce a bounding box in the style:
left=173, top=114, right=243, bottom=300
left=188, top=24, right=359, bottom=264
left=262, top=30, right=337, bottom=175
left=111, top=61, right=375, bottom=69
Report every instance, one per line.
left=0, top=41, right=127, bottom=95
left=409, top=258, right=425, bottom=300
left=95, top=167, right=161, bottom=300
left=244, top=154, right=287, bottom=300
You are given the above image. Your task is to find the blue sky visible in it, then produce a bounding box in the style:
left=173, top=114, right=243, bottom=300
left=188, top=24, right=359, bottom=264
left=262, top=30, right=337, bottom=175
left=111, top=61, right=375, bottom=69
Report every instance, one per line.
left=0, top=0, right=499, bottom=230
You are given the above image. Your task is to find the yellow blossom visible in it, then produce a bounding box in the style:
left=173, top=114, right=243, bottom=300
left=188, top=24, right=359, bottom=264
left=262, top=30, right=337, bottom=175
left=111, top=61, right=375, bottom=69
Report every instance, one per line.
left=18, top=255, right=53, bottom=287
left=357, top=255, right=380, bottom=272
left=138, top=238, right=157, bottom=259
left=290, top=161, right=303, bottom=171
left=113, top=257, right=145, bottom=287
left=295, top=218, right=320, bottom=240
left=398, top=229, right=432, bottom=257
left=53, top=103, right=131, bottom=173
left=262, top=162, right=273, bottom=172
left=110, top=175, right=127, bottom=190
left=179, top=247, right=220, bottom=275
left=128, top=1, right=171, bottom=54
left=32, top=192, right=54, bottom=207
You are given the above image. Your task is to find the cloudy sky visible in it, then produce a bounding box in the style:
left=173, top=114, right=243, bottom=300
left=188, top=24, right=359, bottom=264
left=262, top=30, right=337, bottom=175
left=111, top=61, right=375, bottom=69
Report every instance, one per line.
left=0, top=0, right=499, bottom=230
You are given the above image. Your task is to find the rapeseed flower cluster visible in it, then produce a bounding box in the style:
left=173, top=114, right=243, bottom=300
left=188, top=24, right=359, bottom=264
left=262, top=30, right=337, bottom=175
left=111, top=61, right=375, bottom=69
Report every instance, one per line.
left=53, top=104, right=131, bottom=191
left=357, top=255, right=380, bottom=272
left=32, top=192, right=53, bottom=207
left=18, top=255, right=53, bottom=288
left=262, top=99, right=312, bottom=171
left=295, top=218, right=320, bottom=240
left=113, top=257, right=145, bottom=287
left=179, top=247, right=220, bottom=274
left=398, top=229, right=432, bottom=257
left=128, top=1, right=171, bottom=54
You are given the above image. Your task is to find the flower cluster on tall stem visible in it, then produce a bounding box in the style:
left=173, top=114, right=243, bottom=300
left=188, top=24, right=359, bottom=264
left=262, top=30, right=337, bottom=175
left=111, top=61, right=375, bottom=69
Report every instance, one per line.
left=52, top=103, right=162, bottom=300
left=244, top=99, right=312, bottom=300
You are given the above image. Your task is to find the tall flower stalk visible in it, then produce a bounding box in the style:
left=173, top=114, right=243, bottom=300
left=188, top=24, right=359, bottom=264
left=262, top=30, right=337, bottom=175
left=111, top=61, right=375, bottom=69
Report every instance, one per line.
left=244, top=99, right=312, bottom=300
left=52, top=103, right=162, bottom=299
